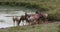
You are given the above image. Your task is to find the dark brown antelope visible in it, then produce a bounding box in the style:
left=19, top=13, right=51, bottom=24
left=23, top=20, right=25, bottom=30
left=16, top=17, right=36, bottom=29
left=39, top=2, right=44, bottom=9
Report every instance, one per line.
left=12, top=16, right=20, bottom=26
left=35, top=11, right=48, bottom=24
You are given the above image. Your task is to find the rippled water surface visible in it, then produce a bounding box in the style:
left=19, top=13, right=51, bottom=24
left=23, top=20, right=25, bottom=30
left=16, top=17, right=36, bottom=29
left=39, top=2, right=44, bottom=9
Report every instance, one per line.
left=0, top=5, right=36, bottom=28
left=0, top=11, right=31, bottom=28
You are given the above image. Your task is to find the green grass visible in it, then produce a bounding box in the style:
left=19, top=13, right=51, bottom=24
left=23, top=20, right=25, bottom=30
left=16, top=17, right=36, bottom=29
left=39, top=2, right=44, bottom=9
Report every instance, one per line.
left=58, top=25, right=60, bottom=32
left=0, top=23, right=60, bottom=32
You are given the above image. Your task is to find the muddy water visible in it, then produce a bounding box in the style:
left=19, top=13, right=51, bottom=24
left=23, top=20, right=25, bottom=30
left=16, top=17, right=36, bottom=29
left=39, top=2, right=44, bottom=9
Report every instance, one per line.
left=0, top=11, right=35, bottom=28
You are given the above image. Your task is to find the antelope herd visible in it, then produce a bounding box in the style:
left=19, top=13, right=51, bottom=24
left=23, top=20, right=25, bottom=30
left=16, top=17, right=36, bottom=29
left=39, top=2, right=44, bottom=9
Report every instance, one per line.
left=11, top=11, right=48, bottom=26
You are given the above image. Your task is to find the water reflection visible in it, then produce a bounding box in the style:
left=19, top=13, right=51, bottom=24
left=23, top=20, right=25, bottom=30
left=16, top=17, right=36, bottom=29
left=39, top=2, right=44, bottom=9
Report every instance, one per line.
left=0, top=11, right=27, bottom=28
